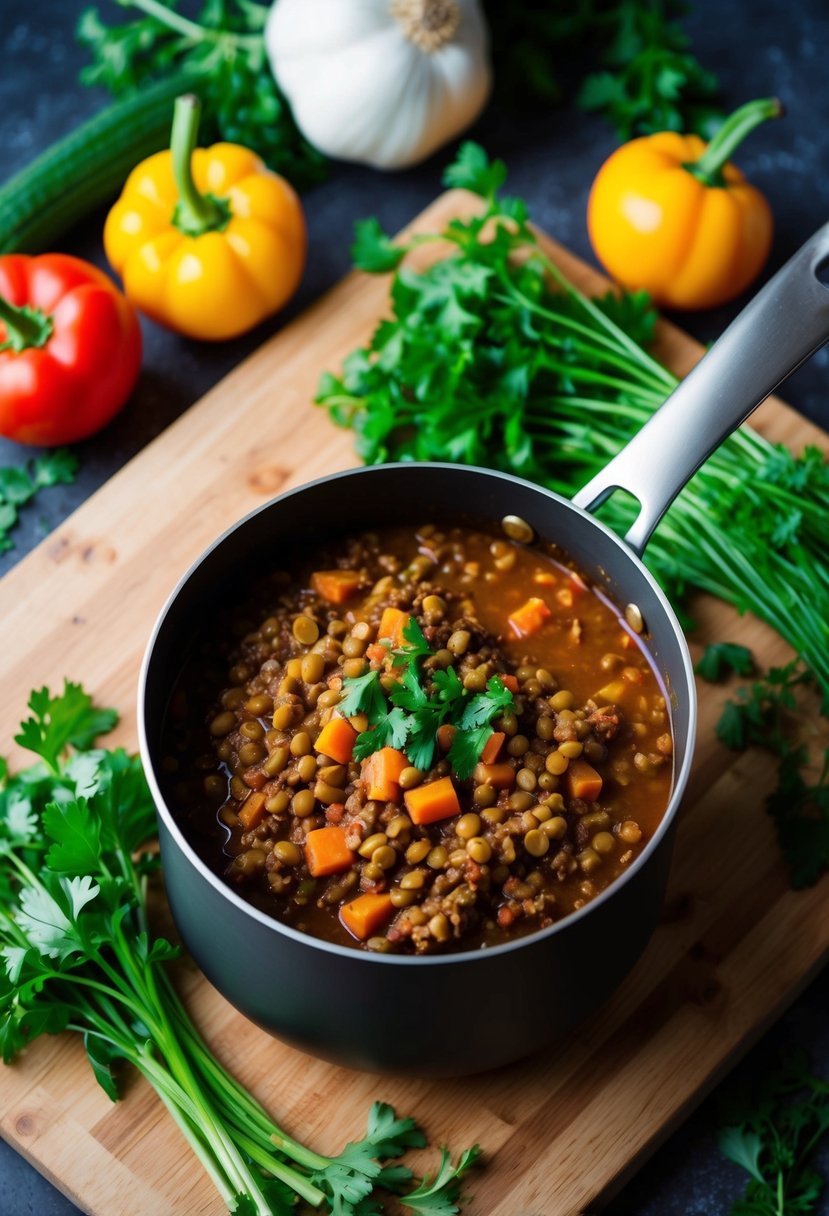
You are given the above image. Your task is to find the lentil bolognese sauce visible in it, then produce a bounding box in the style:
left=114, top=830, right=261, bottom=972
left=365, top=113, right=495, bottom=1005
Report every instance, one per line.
left=161, top=522, right=673, bottom=954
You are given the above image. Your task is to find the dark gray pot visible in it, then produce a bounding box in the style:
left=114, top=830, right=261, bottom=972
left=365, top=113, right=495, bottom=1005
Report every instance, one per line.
left=140, top=464, right=695, bottom=1076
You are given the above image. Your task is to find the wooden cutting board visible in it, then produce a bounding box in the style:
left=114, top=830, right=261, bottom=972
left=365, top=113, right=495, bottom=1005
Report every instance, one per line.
left=1, top=190, right=827, bottom=1216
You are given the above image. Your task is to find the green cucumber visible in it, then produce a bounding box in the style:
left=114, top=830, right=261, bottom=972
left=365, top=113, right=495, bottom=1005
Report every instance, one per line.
left=0, top=68, right=204, bottom=255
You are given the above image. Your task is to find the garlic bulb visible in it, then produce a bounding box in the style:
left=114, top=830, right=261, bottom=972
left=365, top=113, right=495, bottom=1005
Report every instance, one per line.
left=265, top=0, right=491, bottom=170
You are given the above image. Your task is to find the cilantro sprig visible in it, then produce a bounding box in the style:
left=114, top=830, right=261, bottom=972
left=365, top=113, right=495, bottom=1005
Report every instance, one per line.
left=1, top=682, right=482, bottom=1214
left=344, top=617, right=514, bottom=780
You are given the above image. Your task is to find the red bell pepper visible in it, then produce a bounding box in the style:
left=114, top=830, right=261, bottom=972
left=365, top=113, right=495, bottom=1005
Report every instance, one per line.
left=0, top=254, right=141, bottom=445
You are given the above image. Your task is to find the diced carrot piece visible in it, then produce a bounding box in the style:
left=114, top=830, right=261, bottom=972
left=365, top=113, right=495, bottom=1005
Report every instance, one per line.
left=315, top=715, right=358, bottom=764
left=305, top=826, right=356, bottom=877
left=377, top=607, right=410, bottom=647
left=311, top=569, right=362, bottom=604
left=508, top=596, right=552, bottom=639
left=565, top=759, right=603, bottom=802
left=480, top=731, right=505, bottom=764
left=472, top=762, right=516, bottom=789
left=405, top=777, right=461, bottom=825
left=437, top=723, right=456, bottom=752
left=340, top=893, right=395, bottom=941
left=238, top=791, right=266, bottom=831
left=365, top=642, right=387, bottom=663
left=362, top=747, right=408, bottom=802
left=500, top=674, right=519, bottom=694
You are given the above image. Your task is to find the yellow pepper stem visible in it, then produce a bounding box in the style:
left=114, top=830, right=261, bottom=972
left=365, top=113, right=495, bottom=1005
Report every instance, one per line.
left=170, top=94, right=230, bottom=237
left=687, top=97, right=783, bottom=186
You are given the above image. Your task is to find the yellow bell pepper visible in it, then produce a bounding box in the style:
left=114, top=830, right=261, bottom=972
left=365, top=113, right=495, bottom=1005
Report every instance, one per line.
left=104, top=95, right=306, bottom=341
left=587, top=98, right=781, bottom=310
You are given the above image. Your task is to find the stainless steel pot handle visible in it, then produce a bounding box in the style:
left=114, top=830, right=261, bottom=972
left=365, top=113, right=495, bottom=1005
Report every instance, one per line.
left=572, top=222, right=829, bottom=556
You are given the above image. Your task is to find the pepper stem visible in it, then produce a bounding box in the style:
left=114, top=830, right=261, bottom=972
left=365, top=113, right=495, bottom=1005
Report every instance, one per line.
left=0, top=294, right=53, bottom=353
left=170, top=94, right=230, bottom=237
left=687, top=97, right=783, bottom=186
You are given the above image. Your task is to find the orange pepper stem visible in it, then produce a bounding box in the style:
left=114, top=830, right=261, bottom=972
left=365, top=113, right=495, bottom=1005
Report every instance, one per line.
left=170, top=94, right=231, bottom=237
left=686, top=97, right=783, bottom=186
left=0, top=294, right=53, bottom=353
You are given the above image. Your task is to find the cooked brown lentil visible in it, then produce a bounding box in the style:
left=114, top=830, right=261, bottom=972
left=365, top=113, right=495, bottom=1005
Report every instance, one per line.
left=162, top=524, right=672, bottom=955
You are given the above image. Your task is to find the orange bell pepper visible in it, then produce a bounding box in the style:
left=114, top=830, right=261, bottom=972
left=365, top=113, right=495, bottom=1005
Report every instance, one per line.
left=587, top=98, right=781, bottom=310
left=104, top=94, right=305, bottom=340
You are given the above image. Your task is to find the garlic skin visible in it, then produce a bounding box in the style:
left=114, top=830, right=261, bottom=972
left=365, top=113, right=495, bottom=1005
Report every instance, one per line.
left=265, top=0, right=492, bottom=171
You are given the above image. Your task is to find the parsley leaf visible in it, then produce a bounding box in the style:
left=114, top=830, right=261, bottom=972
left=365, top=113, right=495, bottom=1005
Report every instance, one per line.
left=401, top=1144, right=483, bottom=1215
left=337, top=670, right=386, bottom=720
left=719, top=1050, right=829, bottom=1215
left=15, top=681, right=118, bottom=774
left=393, top=616, right=433, bottom=666
left=443, top=142, right=507, bottom=202
left=447, top=726, right=493, bottom=783
left=0, top=450, right=77, bottom=555
left=696, top=642, right=756, bottom=683
left=352, top=218, right=406, bottom=274
left=458, top=678, right=514, bottom=730
left=43, top=798, right=102, bottom=875
left=353, top=708, right=410, bottom=761
left=716, top=662, right=829, bottom=887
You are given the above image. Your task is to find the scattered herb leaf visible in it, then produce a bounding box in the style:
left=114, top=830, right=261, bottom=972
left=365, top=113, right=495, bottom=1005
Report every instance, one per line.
left=696, top=642, right=756, bottom=683
left=716, top=661, right=829, bottom=887
left=0, top=450, right=77, bottom=555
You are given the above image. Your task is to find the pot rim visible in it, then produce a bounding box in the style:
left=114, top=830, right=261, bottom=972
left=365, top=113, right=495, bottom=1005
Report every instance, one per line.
left=138, top=462, right=697, bottom=969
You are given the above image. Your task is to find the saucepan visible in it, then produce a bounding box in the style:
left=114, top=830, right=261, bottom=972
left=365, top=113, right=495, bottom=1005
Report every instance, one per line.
left=139, top=225, right=829, bottom=1075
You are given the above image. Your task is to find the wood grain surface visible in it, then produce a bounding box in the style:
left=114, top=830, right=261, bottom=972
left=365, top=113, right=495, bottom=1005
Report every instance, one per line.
left=1, top=190, right=827, bottom=1216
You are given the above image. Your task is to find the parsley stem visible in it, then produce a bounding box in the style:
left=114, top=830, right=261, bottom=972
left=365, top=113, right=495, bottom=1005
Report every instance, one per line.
left=123, top=0, right=263, bottom=51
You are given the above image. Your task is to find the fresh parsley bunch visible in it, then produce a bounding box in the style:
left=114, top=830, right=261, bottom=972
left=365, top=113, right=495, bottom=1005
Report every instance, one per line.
left=0, top=681, right=481, bottom=1214
left=339, top=616, right=514, bottom=779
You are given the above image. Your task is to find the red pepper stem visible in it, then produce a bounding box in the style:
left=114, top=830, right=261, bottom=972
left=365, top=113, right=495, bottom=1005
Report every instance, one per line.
left=170, top=94, right=226, bottom=236
left=688, top=98, right=783, bottom=185
left=0, top=293, right=53, bottom=353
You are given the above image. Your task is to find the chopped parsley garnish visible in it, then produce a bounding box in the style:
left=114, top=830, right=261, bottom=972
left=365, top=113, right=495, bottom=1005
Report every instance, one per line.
left=342, top=616, right=514, bottom=780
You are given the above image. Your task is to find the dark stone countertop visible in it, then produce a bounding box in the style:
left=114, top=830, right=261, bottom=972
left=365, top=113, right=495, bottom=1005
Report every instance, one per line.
left=0, top=1, right=827, bottom=1213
